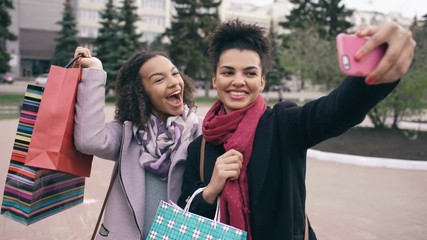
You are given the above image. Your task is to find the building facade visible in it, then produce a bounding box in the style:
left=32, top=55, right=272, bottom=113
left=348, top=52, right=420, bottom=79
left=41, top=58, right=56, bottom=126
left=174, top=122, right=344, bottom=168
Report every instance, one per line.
left=6, top=0, right=172, bottom=78
left=5, top=0, right=413, bottom=79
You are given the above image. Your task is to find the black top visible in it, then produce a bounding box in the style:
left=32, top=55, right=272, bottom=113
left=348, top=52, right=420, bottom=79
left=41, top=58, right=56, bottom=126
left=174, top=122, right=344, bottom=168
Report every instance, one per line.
left=178, top=76, right=398, bottom=240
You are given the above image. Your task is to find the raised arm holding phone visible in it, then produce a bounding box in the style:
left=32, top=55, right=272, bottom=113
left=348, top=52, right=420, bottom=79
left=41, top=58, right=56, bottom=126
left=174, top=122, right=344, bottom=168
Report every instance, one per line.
left=178, top=20, right=416, bottom=240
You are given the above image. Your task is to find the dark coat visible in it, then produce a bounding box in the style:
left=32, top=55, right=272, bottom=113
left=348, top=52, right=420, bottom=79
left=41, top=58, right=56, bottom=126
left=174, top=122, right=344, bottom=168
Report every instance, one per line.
left=178, top=77, right=397, bottom=240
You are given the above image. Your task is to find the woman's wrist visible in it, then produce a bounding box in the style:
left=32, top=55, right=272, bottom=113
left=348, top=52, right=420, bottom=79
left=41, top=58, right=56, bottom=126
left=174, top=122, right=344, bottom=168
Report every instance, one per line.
left=202, top=185, right=219, bottom=204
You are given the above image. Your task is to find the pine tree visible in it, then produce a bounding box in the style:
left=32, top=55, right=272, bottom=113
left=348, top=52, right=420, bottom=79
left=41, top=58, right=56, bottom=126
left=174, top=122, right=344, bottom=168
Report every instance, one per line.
left=164, top=0, right=221, bottom=95
left=52, top=0, right=79, bottom=66
left=280, top=0, right=315, bottom=31
left=316, top=0, right=353, bottom=38
left=280, top=0, right=353, bottom=39
left=117, top=0, right=142, bottom=58
left=266, top=21, right=286, bottom=91
left=0, top=0, right=17, bottom=73
left=94, top=0, right=122, bottom=90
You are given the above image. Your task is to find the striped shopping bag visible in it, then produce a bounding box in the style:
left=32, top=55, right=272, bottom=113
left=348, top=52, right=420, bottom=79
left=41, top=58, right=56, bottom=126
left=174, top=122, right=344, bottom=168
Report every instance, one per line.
left=1, top=85, right=85, bottom=225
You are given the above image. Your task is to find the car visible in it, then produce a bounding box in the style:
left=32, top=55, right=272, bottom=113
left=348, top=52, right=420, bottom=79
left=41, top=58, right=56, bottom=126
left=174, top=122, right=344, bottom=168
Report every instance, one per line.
left=0, top=73, right=14, bottom=84
left=34, top=73, right=49, bottom=86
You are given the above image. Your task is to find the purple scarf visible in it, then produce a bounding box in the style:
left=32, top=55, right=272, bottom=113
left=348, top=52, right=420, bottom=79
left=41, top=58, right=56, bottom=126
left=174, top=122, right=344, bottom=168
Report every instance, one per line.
left=135, top=106, right=199, bottom=180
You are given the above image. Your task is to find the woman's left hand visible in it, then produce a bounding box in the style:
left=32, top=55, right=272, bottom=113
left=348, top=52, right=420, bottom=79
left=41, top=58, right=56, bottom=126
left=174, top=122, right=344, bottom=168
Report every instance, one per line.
left=355, top=22, right=416, bottom=85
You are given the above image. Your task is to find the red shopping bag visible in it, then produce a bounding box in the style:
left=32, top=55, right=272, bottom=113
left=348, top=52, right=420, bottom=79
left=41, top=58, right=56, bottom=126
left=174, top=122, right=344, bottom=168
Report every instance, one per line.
left=25, top=56, right=93, bottom=177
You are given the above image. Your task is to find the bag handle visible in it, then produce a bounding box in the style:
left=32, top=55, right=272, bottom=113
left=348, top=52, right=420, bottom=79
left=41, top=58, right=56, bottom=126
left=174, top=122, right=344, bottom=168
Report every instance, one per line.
left=65, top=53, right=83, bottom=68
left=183, top=187, right=221, bottom=223
left=184, top=138, right=221, bottom=223
left=304, top=214, right=309, bottom=240
left=196, top=137, right=222, bottom=222
left=199, top=137, right=206, bottom=182
left=91, top=168, right=118, bottom=240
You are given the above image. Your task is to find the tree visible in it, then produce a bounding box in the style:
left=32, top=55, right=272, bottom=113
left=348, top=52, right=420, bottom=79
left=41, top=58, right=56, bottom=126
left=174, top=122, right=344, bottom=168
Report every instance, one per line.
left=280, top=0, right=315, bottom=31
left=367, top=15, right=427, bottom=129
left=279, top=0, right=353, bottom=90
left=94, top=0, right=142, bottom=92
left=280, top=0, right=353, bottom=39
left=266, top=21, right=286, bottom=91
left=52, top=0, right=79, bottom=66
left=117, top=0, right=142, bottom=58
left=281, top=27, right=342, bottom=90
left=315, top=0, right=353, bottom=39
left=164, top=0, right=221, bottom=96
left=0, top=0, right=17, bottom=73
left=94, top=0, right=122, bottom=90
left=148, top=35, right=167, bottom=52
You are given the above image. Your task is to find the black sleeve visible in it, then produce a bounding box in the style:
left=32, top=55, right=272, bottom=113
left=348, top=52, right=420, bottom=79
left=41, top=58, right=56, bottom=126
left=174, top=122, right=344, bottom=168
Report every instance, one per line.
left=276, top=76, right=398, bottom=149
left=178, top=136, right=217, bottom=219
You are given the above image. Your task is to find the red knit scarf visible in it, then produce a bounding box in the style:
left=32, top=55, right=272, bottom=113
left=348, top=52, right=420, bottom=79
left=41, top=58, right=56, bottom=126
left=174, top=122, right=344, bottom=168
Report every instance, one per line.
left=202, top=95, right=267, bottom=240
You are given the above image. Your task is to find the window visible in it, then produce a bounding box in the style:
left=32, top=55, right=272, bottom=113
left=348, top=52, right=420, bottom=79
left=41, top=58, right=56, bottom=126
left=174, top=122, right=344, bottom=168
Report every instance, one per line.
left=79, top=9, right=99, bottom=21
left=79, top=27, right=98, bottom=38
left=141, top=32, right=159, bottom=42
left=142, top=15, right=165, bottom=27
left=141, top=0, right=166, bottom=10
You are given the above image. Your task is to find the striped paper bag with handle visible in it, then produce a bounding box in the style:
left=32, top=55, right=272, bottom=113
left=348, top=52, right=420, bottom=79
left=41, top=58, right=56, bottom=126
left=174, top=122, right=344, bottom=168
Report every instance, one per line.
left=1, top=85, right=85, bottom=225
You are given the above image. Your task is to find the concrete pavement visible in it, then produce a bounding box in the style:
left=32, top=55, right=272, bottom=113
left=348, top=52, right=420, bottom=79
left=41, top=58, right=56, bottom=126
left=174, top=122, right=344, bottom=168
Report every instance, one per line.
left=1, top=105, right=427, bottom=239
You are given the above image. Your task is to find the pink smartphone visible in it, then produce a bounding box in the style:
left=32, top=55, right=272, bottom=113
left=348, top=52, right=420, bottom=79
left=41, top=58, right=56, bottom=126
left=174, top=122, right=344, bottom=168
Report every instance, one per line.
left=336, top=33, right=386, bottom=76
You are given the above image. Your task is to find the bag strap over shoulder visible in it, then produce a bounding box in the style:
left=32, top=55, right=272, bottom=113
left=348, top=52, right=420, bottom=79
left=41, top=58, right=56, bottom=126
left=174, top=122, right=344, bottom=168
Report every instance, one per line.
left=91, top=168, right=118, bottom=240
left=199, top=137, right=206, bottom=182
left=305, top=214, right=309, bottom=240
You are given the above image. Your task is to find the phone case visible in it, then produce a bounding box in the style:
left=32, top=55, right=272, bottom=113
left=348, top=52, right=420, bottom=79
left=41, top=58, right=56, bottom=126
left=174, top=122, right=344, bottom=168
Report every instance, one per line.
left=336, top=33, right=386, bottom=76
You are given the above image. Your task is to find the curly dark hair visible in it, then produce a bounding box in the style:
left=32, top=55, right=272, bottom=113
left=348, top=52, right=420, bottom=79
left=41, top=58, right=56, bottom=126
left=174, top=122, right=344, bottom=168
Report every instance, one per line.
left=114, top=51, right=196, bottom=127
left=207, top=19, right=272, bottom=76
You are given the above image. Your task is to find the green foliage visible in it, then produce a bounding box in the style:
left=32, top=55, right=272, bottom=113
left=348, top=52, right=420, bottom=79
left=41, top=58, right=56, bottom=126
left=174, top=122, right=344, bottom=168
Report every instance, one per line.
left=94, top=0, right=122, bottom=89
left=0, top=0, right=17, bottom=73
left=117, top=0, right=142, bottom=55
left=281, top=0, right=314, bottom=31
left=368, top=16, right=427, bottom=129
left=52, top=0, right=79, bottom=66
left=281, top=27, right=343, bottom=90
left=164, top=0, right=221, bottom=92
left=315, top=0, right=353, bottom=38
left=149, top=35, right=167, bottom=52
left=0, top=93, right=23, bottom=103
left=280, top=0, right=353, bottom=40
left=266, top=21, right=287, bottom=90
left=94, top=0, right=142, bottom=90
left=278, top=0, right=353, bottom=90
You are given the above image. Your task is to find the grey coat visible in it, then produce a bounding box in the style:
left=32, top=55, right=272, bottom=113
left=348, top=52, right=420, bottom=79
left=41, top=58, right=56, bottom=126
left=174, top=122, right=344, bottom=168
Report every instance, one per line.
left=74, top=68, right=202, bottom=239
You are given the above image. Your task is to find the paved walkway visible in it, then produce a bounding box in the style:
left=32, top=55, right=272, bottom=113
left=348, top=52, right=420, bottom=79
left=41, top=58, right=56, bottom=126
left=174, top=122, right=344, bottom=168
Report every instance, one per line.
left=1, top=106, right=427, bottom=239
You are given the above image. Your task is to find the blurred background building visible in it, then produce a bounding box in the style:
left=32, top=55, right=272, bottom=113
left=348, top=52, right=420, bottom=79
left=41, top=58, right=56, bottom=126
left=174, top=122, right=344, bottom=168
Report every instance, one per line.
left=5, top=0, right=413, bottom=79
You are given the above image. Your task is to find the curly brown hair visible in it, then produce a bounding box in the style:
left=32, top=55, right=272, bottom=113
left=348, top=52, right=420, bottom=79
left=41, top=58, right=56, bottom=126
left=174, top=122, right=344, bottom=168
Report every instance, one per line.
left=207, top=19, right=272, bottom=76
left=114, top=51, right=196, bottom=127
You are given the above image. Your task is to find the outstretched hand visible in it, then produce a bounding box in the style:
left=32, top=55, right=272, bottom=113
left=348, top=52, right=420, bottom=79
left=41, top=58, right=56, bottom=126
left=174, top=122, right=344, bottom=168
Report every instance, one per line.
left=355, top=22, right=416, bottom=85
left=74, top=47, right=103, bottom=69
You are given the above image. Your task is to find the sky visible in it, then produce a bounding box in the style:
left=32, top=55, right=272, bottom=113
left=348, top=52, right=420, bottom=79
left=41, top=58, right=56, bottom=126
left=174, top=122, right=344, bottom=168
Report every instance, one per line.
left=228, top=0, right=427, bottom=19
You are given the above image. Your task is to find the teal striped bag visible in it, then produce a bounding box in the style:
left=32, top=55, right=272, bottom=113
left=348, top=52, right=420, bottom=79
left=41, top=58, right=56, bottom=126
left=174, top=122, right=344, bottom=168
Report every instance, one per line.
left=1, top=85, right=85, bottom=225
left=147, top=188, right=247, bottom=240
